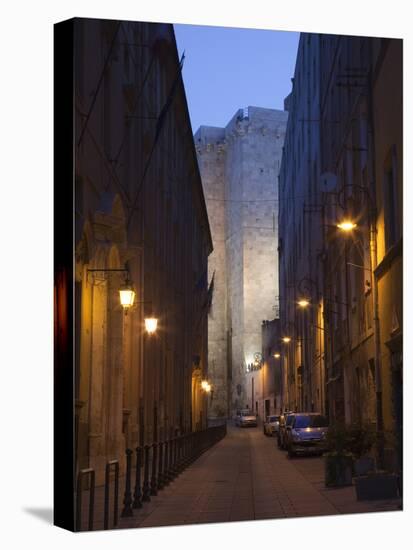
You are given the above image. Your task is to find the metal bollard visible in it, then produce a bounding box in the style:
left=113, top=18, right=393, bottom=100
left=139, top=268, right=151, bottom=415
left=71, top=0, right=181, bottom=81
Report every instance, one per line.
left=179, top=436, right=186, bottom=472
left=104, top=460, right=119, bottom=529
left=168, top=437, right=175, bottom=480
left=186, top=434, right=192, bottom=467
left=157, top=441, right=164, bottom=489
left=142, top=445, right=151, bottom=502
left=133, top=446, right=142, bottom=509
left=163, top=439, right=170, bottom=486
left=171, top=437, right=178, bottom=478
left=76, top=468, right=95, bottom=531
left=121, top=449, right=133, bottom=518
left=175, top=436, right=181, bottom=474
left=189, top=433, right=194, bottom=461
left=150, top=442, right=158, bottom=495
left=181, top=435, right=188, bottom=469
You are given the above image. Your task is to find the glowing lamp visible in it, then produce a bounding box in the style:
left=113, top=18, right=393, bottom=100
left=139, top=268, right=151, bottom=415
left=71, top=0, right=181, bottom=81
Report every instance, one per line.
left=145, top=317, right=158, bottom=334
left=282, top=337, right=291, bottom=344
left=119, top=282, right=135, bottom=311
left=274, top=353, right=281, bottom=359
left=337, top=220, right=357, bottom=232
left=298, top=299, right=310, bottom=308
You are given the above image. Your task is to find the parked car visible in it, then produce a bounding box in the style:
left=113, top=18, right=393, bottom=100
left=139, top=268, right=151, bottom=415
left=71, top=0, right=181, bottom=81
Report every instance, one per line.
left=236, top=409, right=258, bottom=427
left=285, top=413, right=329, bottom=457
left=277, top=412, right=295, bottom=449
left=263, top=415, right=280, bottom=436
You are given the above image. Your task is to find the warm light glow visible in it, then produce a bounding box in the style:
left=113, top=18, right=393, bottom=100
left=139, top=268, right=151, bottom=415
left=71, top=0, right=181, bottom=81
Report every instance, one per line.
left=274, top=353, right=281, bottom=359
left=145, top=317, right=158, bottom=334
left=282, top=337, right=291, bottom=343
left=119, top=285, right=135, bottom=310
left=298, top=299, right=310, bottom=308
left=337, top=220, right=357, bottom=231
left=202, top=381, right=211, bottom=393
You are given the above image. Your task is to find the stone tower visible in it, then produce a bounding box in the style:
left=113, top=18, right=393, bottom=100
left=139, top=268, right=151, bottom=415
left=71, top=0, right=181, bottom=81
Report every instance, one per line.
left=195, top=106, right=288, bottom=419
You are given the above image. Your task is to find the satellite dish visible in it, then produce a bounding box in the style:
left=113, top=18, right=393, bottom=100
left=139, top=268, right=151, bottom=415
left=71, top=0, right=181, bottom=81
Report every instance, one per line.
left=319, top=172, right=337, bottom=192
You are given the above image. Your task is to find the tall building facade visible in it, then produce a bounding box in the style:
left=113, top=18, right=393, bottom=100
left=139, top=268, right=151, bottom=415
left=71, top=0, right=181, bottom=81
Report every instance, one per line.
left=260, top=319, right=283, bottom=417
left=371, top=39, right=402, bottom=473
left=279, top=34, right=325, bottom=415
left=69, top=18, right=213, bottom=484
left=278, top=33, right=402, bottom=473
left=320, top=34, right=402, bottom=471
left=195, top=107, right=288, bottom=418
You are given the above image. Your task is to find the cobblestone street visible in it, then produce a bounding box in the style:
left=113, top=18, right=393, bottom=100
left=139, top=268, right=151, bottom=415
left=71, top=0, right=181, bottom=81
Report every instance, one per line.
left=114, top=425, right=401, bottom=529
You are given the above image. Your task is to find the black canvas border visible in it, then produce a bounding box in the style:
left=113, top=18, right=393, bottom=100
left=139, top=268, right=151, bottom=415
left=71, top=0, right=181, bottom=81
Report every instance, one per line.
left=54, top=18, right=75, bottom=532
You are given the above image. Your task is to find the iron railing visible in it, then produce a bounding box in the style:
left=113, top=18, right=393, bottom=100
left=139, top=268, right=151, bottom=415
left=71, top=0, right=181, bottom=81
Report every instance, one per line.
left=74, top=423, right=227, bottom=531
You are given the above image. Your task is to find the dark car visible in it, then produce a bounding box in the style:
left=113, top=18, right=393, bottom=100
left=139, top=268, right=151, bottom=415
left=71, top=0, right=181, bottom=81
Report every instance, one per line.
left=285, top=413, right=329, bottom=457
left=277, top=412, right=295, bottom=449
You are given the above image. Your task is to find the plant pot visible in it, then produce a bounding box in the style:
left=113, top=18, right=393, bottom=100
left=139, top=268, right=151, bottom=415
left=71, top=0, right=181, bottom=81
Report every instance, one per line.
left=355, top=473, right=400, bottom=500
left=353, top=456, right=375, bottom=477
left=324, top=454, right=353, bottom=487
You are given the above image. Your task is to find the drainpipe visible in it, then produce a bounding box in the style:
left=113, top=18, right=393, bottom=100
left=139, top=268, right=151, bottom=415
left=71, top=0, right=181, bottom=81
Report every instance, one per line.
left=367, top=49, right=384, bottom=468
left=370, top=208, right=384, bottom=466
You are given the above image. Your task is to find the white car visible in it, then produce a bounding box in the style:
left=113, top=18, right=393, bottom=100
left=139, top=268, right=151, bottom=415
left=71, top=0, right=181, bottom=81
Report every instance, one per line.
left=263, top=415, right=280, bottom=436
left=235, top=410, right=258, bottom=427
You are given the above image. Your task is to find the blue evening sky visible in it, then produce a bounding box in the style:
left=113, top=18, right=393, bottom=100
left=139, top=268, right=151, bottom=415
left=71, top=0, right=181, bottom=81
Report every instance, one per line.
left=174, top=23, right=300, bottom=133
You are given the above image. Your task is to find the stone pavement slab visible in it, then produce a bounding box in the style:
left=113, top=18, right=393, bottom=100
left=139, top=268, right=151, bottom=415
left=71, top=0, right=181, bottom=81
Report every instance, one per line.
left=92, top=425, right=401, bottom=530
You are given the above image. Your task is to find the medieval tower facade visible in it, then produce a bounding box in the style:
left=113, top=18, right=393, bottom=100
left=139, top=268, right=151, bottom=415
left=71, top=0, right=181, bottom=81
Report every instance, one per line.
left=195, top=106, right=288, bottom=419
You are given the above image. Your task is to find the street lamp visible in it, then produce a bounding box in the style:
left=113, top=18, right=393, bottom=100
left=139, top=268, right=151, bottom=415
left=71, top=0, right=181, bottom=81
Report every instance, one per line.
left=144, top=317, right=158, bottom=334
left=119, top=278, right=136, bottom=311
left=282, top=336, right=291, bottom=344
left=297, top=298, right=310, bottom=308
left=337, top=220, right=357, bottom=232
left=87, top=267, right=137, bottom=313
left=274, top=353, right=281, bottom=359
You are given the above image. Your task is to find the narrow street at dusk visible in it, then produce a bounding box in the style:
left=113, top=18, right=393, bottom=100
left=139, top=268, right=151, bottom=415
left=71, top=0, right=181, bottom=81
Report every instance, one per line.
left=80, top=425, right=399, bottom=530
left=53, top=15, right=403, bottom=533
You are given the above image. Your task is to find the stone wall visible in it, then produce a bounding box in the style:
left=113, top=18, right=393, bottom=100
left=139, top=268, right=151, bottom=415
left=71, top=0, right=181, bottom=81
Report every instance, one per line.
left=195, top=126, right=228, bottom=418
left=73, top=19, right=212, bottom=484
left=195, top=107, right=287, bottom=418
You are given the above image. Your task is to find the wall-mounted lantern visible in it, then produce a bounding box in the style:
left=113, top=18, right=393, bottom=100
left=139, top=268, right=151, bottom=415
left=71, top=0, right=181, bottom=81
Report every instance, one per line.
left=337, top=220, right=357, bottom=232
left=87, top=267, right=136, bottom=313
left=145, top=317, right=158, bottom=334
left=119, top=277, right=136, bottom=311
left=201, top=380, right=212, bottom=393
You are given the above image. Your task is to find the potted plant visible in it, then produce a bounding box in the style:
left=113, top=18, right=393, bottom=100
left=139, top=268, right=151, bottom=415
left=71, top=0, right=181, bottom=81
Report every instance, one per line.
left=354, top=430, right=400, bottom=501
left=324, top=423, right=353, bottom=487
left=347, top=422, right=376, bottom=476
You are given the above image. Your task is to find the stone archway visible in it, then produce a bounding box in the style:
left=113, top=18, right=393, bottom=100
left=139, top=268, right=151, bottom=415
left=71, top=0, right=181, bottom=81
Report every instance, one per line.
left=78, top=193, right=130, bottom=482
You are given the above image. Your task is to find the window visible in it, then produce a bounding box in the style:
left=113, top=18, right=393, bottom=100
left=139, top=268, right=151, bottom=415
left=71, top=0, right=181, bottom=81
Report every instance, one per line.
left=293, top=414, right=328, bottom=428
left=383, top=146, right=400, bottom=251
